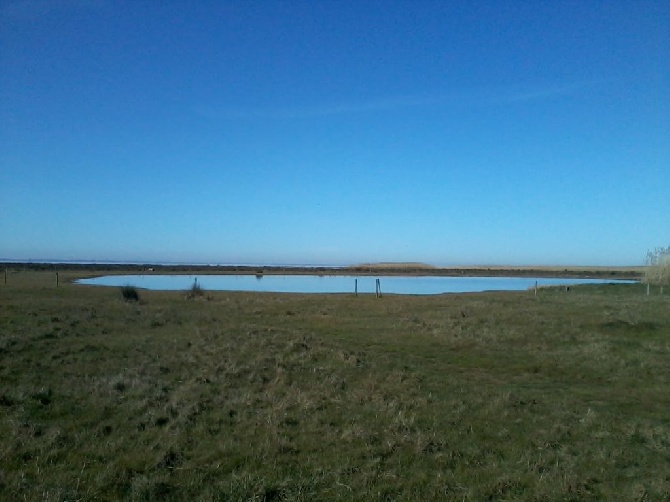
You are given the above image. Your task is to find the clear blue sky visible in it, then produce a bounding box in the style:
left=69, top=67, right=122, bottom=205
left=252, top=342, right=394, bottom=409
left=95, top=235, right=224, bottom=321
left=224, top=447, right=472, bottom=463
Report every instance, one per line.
left=1, top=0, right=668, bottom=266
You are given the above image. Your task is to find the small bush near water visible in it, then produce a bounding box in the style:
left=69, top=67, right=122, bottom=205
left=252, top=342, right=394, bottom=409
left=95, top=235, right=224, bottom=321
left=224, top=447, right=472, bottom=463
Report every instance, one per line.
left=120, top=285, right=139, bottom=302
left=644, top=245, right=670, bottom=288
left=186, top=280, right=204, bottom=299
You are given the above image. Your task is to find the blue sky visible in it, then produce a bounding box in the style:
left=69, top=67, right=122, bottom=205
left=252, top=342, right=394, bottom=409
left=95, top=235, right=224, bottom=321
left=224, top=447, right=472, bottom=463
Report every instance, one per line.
left=1, top=0, right=668, bottom=266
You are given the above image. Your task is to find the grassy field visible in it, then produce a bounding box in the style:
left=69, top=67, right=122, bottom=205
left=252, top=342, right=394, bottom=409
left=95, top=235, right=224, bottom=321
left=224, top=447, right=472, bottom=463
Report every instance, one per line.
left=1, top=271, right=668, bottom=501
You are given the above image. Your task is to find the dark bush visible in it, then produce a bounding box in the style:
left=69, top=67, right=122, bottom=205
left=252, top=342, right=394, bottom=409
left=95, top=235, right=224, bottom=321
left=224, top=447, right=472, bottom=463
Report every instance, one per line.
left=186, top=280, right=204, bottom=299
left=121, top=285, right=140, bottom=302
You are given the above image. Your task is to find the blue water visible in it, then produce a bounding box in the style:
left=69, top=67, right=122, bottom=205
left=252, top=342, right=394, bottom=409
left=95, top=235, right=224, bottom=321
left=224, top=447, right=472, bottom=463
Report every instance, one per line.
left=76, top=274, right=634, bottom=295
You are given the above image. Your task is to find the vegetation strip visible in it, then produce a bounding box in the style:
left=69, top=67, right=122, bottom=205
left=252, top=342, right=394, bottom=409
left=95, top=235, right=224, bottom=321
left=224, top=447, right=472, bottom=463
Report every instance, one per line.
left=1, top=271, right=668, bottom=500
left=1, top=262, right=642, bottom=280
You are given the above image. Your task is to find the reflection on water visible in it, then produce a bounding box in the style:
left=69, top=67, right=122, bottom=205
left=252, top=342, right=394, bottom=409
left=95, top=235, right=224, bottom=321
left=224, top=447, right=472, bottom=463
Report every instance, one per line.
left=76, top=274, right=634, bottom=295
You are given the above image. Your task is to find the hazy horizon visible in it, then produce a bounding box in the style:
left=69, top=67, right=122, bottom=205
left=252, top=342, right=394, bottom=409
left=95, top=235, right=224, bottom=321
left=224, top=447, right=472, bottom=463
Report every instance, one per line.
left=0, top=257, right=644, bottom=269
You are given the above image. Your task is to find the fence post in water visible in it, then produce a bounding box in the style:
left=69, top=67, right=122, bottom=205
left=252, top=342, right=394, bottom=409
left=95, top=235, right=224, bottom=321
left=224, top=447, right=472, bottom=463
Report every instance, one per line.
left=375, top=278, right=382, bottom=298
left=355, top=278, right=358, bottom=297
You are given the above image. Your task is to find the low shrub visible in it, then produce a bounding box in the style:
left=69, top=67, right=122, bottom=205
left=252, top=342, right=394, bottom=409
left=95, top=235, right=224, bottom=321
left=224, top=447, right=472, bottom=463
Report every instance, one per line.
left=120, top=285, right=140, bottom=302
left=644, top=246, right=670, bottom=287
left=186, top=280, right=204, bottom=299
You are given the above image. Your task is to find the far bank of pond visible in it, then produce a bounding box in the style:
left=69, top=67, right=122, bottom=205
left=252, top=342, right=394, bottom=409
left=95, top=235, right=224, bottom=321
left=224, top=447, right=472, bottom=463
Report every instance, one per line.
left=76, top=274, right=636, bottom=295
left=4, top=262, right=642, bottom=280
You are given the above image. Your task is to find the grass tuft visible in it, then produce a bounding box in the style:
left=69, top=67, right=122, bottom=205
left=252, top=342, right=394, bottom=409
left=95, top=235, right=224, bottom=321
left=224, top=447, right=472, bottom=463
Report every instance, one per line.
left=120, top=285, right=140, bottom=302
left=186, top=280, right=204, bottom=299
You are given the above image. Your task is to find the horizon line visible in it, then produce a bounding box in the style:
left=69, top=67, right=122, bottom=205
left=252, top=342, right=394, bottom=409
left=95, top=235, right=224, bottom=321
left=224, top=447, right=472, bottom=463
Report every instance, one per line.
left=0, top=258, right=644, bottom=269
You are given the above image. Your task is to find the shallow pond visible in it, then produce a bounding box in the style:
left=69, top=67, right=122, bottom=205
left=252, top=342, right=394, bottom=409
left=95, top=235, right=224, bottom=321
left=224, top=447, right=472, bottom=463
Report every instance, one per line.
left=76, top=274, right=634, bottom=295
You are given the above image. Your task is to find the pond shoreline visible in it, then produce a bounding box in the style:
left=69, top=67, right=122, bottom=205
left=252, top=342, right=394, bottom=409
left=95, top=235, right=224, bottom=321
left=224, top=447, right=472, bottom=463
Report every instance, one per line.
left=77, top=274, right=636, bottom=295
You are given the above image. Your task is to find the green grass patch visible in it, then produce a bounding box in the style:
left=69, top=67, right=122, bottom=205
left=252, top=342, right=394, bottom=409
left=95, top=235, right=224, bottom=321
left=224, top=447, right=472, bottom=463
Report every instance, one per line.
left=1, top=273, right=669, bottom=500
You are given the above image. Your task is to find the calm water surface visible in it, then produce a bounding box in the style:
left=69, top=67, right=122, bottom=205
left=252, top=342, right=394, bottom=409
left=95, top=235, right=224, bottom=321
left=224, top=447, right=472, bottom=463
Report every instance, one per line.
left=76, top=274, right=634, bottom=295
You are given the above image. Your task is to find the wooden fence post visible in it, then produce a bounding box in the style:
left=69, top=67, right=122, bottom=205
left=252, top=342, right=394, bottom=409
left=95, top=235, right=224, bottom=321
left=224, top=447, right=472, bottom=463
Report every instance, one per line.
left=355, top=279, right=358, bottom=297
